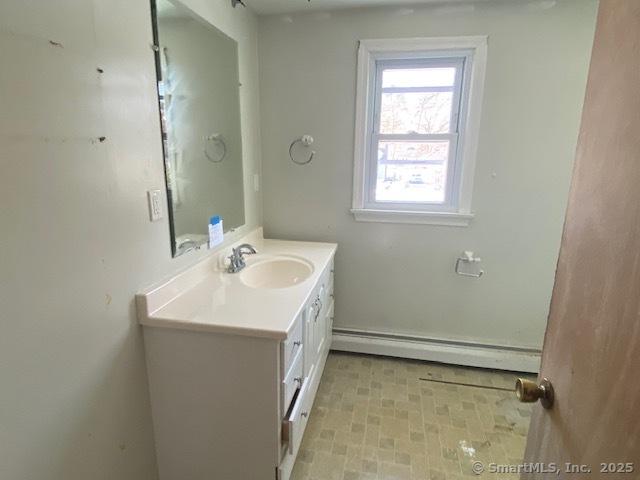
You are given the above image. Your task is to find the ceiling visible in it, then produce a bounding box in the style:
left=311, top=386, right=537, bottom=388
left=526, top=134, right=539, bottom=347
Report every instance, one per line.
left=245, top=0, right=522, bottom=15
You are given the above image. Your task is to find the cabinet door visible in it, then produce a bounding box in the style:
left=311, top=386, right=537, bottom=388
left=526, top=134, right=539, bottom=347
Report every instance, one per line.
left=315, top=308, right=326, bottom=359
left=304, top=301, right=316, bottom=378
left=314, top=286, right=326, bottom=358
left=325, top=299, right=334, bottom=351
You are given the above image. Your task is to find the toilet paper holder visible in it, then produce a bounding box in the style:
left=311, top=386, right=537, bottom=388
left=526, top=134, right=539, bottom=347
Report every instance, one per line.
left=455, top=251, right=484, bottom=278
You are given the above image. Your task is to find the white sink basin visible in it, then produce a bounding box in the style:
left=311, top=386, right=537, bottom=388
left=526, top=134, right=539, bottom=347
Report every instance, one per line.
left=240, top=256, right=314, bottom=289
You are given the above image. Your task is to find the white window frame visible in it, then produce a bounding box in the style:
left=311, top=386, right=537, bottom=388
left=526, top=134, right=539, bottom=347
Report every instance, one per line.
left=351, top=36, right=488, bottom=227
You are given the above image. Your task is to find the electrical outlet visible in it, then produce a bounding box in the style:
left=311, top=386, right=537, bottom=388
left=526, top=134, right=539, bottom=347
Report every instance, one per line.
left=147, top=189, right=163, bottom=222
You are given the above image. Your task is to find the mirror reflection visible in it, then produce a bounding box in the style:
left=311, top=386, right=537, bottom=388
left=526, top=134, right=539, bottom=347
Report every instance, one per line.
left=151, top=0, right=246, bottom=257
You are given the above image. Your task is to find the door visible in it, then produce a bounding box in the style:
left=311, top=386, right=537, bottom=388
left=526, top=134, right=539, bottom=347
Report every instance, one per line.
left=521, top=1, right=640, bottom=476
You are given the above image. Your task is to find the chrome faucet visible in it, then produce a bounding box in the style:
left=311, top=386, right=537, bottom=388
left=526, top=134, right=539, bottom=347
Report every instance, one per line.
left=227, top=243, right=257, bottom=273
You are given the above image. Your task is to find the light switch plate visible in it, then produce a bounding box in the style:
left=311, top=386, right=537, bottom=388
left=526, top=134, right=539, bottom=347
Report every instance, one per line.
left=147, top=189, right=163, bottom=222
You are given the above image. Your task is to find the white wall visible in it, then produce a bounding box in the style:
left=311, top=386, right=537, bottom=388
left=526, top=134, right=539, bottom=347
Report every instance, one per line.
left=258, top=0, right=597, bottom=350
left=0, top=0, right=260, bottom=478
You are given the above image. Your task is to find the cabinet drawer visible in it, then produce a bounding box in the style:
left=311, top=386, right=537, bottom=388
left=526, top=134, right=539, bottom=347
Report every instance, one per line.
left=282, top=314, right=303, bottom=375
left=282, top=375, right=310, bottom=455
left=282, top=348, right=303, bottom=414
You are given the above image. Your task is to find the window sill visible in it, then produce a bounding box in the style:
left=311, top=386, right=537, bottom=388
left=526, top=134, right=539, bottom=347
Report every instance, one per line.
left=350, top=208, right=474, bottom=227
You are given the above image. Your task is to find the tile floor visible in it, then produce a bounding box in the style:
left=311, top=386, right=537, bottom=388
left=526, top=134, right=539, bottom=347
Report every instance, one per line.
left=291, top=352, right=536, bottom=480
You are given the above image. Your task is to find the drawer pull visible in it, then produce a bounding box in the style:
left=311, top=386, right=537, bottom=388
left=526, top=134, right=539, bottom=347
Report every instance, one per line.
left=294, top=340, right=302, bottom=347
left=294, top=376, right=303, bottom=385
left=330, top=293, right=334, bottom=299
left=301, top=411, right=308, bottom=418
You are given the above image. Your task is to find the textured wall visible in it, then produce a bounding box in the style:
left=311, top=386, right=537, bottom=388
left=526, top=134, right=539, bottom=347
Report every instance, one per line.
left=0, top=0, right=260, bottom=478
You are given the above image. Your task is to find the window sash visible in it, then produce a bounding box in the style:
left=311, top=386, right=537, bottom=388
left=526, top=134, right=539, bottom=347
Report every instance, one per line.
left=368, top=136, right=460, bottom=208
left=376, top=133, right=457, bottom=141
left=381, top=86, right=455, bottom=94
left=364, top=56, right=467, bottom=210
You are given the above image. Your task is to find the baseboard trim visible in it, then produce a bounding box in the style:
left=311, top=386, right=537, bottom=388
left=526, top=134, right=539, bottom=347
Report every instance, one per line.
left=331, top=329, right=541, bottom=373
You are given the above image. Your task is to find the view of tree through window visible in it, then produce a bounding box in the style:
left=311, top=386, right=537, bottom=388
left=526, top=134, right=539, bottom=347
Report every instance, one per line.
left=373, top=64, right=461, bottom=204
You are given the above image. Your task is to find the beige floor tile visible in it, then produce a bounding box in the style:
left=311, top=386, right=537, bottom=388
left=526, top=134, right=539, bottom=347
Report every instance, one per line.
left=291, top=352, right=533, bottom=480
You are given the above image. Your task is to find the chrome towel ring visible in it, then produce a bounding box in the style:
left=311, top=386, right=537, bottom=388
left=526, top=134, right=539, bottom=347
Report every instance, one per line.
left=204, top=134, right=226, bottom=163
left=289, top=134, right=316, bottom=165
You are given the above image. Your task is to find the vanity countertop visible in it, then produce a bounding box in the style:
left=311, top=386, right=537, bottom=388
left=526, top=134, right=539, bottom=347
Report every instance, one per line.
left=136, top=231, right=337, bottom=340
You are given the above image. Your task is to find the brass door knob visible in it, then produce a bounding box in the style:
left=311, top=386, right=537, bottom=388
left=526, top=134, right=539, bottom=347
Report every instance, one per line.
left=515, top=377, right=554, bottom=409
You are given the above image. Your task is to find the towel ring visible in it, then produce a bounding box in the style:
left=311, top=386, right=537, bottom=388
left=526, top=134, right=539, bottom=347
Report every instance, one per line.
left=289, top=134, right=316, bottom=165
left=204, top=134, right=226, bottom=163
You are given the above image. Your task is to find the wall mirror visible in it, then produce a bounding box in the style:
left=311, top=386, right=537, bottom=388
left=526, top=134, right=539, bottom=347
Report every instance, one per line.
left=150, top=0, right=246, bottom=257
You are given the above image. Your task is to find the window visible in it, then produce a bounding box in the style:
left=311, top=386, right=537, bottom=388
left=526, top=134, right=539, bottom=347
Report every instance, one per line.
left=351, top=37, right=487, bottom=226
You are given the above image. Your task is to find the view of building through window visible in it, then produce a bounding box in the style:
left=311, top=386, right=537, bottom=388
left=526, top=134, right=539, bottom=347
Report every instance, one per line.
left=374, top=65, right=460, bottom=204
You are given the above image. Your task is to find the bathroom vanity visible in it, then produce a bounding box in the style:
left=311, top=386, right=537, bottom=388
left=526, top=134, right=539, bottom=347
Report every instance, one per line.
left=137, top=229, right=336, bottom=480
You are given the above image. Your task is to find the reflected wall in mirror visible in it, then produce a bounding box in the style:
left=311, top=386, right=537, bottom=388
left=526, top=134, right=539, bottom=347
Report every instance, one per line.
left=151, top=0, right=246, bottom=257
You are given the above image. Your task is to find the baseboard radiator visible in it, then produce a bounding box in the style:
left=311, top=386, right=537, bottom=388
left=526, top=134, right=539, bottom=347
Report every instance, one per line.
left=331, top=328, right=541, bottom=373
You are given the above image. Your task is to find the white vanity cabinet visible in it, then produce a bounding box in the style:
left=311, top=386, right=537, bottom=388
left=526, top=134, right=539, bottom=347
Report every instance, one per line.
left=280, top=257, right=334, bottom=479
left=138, top=236, right=336, bottom=480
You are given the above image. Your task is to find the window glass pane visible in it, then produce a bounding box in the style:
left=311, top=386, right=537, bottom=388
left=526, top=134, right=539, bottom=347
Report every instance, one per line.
left=375, top=141, right=449, bottom=203
left=382, top=67, right=456, bottom=88
left=380, top=91, right=453, bottom=134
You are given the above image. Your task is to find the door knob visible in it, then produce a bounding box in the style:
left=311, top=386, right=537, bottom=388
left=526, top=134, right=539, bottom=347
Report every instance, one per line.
left=515, top=377, right=554, bottom=409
